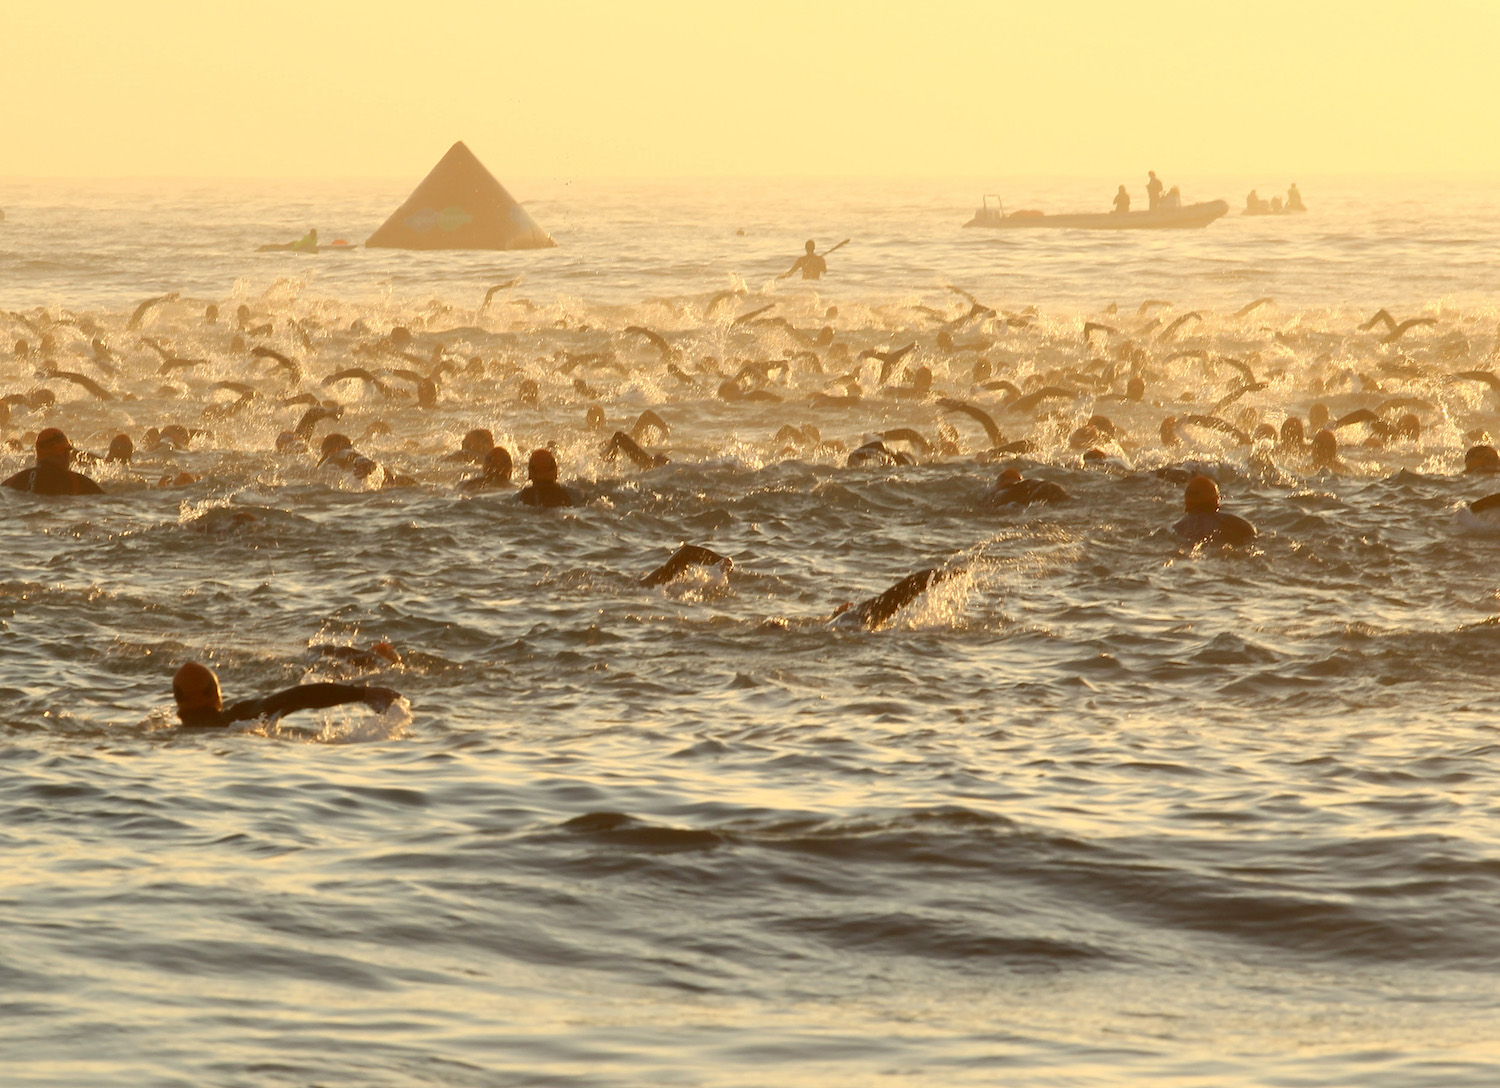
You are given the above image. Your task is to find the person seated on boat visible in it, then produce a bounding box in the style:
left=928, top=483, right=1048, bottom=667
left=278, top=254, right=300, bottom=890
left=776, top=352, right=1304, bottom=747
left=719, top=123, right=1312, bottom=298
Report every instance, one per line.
left=1270, top=196, right=1284, bottom=213
left=1286, top=183, right=1305, bottom=211
left=1172, top=475, right=1256, bottom=548
left=1112, top=186, right=1130, bottom=214
left=1159, top=186, right=1182, bottom=210
left=1245, top=190, right=1261, bottom=214
left=1146, top=171, right=1164, bottom=210
left=780, top=240, right=827, bottom=281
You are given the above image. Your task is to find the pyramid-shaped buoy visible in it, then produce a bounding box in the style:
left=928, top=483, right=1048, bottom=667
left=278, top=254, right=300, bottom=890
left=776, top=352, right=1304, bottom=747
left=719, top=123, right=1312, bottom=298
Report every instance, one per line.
left=366, top=141, right=555, bottom=250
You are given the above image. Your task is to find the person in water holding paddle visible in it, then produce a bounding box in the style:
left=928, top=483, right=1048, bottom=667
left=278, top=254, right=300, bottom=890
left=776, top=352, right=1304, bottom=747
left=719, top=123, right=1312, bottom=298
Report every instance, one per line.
left=780, top=239, right=844, bottom=281
left=171, top=661, right=400, bottom=729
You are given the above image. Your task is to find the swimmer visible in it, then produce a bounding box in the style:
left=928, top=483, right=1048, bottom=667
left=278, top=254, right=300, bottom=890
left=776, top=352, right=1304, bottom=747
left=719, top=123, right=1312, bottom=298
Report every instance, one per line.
left=847, top=437, right=915, bottom=468
left=831, top=566, right=958, bottom=631
left=987, top=467, right=1069, bottom=507
left=459, top=447, right=514, bottom=491
left=1464, top=445, right=1500, bottom=474
left=2, top=428, right=104, bottom=495
left=1311, top=428, right=1342, bottom=470
left=171, top=661, right=399, bottom=729
left=518, top=448, right=575, bottom=507
left=444, top=427, right=495, bottom=464
left=640, top=544, right=733, bottom=587
left=1172, top=475, right=1257, bottom=548
left=105, top=434, right=134, bottom=464
left=307, top=641, right=403, bottom=672
left=603, top=430, right=669, bottom=470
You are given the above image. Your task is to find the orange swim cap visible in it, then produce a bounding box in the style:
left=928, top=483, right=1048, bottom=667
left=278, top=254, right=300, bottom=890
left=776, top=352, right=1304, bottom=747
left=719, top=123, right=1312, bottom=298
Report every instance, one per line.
left=35, top=427, right=73, bottom=456
left=1184, top=475, right=1220, bottom=514
left=998, top=468, right=1024, bottom=486
left=172, top=661, right=222, bottom=714
left=528, top=448, right=558, bottom=483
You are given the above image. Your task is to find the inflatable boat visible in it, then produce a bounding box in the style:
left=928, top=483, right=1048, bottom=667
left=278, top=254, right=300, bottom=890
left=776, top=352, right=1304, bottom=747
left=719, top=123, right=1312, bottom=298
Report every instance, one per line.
left=965, top=196, right=1229, bottom=231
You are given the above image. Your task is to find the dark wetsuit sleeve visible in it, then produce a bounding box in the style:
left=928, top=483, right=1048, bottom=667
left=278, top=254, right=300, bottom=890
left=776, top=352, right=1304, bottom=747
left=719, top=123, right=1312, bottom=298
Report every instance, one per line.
left=851, top=567, right=949, bottom=629
left=68, top=471, right=105, bottom=495
left=641, top=544, right=730, bottom=587
left=255, top=683, right=377, bottom=719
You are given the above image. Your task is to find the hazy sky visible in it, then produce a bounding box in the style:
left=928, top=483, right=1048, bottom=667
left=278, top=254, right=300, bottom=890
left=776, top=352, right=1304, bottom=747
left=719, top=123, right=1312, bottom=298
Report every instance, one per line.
left=6, top=0, right=1498, bottom=179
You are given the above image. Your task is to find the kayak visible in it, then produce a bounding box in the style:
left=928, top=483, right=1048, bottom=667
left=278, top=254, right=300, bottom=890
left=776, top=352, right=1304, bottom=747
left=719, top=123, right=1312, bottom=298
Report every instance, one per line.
left=965, top=199, right=1229, bottom=231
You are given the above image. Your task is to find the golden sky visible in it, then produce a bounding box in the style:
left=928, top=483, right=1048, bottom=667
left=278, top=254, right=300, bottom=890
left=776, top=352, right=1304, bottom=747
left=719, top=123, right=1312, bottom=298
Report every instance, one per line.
left=5, top=0, right=1497, bottom=178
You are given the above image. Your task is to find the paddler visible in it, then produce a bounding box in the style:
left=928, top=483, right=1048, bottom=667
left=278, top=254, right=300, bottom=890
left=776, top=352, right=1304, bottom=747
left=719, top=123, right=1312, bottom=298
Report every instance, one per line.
left=780, top=240, right=829, bottom=281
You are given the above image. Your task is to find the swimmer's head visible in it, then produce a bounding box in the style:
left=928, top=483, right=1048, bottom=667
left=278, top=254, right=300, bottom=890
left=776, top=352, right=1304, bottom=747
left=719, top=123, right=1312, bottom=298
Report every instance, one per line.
left=585, top=405, right=606, bottom=431
left=371, top=641, right=402, bottom=666
left=1394, top=413, right=1421, bottom=441
left=1160, top=415, right=1180, bottom=447
left=389, top=326, right=412, bottom=350
left=317, top=433, right=353, bottom=465
left=1184, top=474, right=1220, bottom=514
left=528, top=448, right=559, bottom=483
left=35, top=428, right=74, bottom=465
left=1279, top=416, right=1306, bottom=448
left=805, top=240, right=817, bottom=254
left=172, top=661, right=223, bottom=718
left=461, top=428, right=494, bottom=455
left=106, top=434, right=134, bottom=463
left=997, top=468, right=1024, bottom=487
left=483, top=446, right=513, bottom=480
left=1464, top=444, right=1500, bottom=474
left=1308, top=402, right=1331, bottom=431
left=204, top=304, right=219, bottom=324
left=1126, top=376, right=1145, bottom=401
left=1312, top=428, right=1339, bottom=467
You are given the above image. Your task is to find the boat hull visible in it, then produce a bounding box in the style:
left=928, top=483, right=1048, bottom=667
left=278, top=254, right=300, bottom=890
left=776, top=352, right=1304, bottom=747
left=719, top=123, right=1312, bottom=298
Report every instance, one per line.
left=965, top=200, right=1229, bottom=231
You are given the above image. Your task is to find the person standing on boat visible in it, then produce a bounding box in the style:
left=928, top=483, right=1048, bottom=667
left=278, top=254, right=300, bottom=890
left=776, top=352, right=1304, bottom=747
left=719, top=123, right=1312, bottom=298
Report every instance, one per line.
left=1146, top=171, right=1164, bottom=210
left=1112, top=186, right=1130, bottom=214
left=780, top=240, right=828, bottom=281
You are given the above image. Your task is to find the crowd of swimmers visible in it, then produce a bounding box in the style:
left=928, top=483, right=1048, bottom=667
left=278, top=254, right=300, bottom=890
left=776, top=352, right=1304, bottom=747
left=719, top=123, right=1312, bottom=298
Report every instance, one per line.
left=4, top=279, right=1491, bottom=733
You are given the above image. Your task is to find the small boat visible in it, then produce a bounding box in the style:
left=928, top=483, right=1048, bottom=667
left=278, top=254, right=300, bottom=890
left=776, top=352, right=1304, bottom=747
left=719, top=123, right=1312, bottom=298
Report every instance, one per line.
left=965, top=195, right=1229, bottom=231
left=1242, top=205, right=1307, bottom=217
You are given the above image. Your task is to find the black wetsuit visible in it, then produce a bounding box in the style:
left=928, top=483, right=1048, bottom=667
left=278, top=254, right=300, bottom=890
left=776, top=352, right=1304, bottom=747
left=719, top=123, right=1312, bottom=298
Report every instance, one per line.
left=1172, top=511, right=1257, bottom=547
left=178, top=683, right=390, bottom=729
left=519, top=481, right=575, bottom=507
left=989, top=478, right=1069, bottom=507
left=2, top=463, right=104, bottom=495
left=641, top=544, right=731, bottom=587
left=839, top=567, right=955, bottom=630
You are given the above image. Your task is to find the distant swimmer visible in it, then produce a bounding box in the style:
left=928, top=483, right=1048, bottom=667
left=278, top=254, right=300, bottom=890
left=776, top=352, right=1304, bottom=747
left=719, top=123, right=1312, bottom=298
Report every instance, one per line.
left=779, top=239, right=848, bottom=281
left=1311, top=428, right=1342, bottom=470
left=1286, top=183, right=1305, bottom=211
left=846, top=436, right=915, bottom=468
left=459, top=447, right=515, bottom=491
left=307, top=641, right=403, bottom=672
left=518, top=448, right=575, bottom=508
left=1464, top=445, right=1500, bottom=474
left=987, top=467, right=1069, bottom=507
left=1172, top=475, right=1257, bottom=548
left=171, top=661, right=400, bottom=729
left=604, top=430, right=669, bottom=470
left=831, top=566, right=958, bottom=631
left=259, top=229, right=318, bottom=253
left=640, top=544, right=733, bottom=587
left=2, top=428, right=104, bottom=495
left=106, top=434, right=134, bottom=463
left=1146, top=171, right=1164, bottom=210
left=1113, top=186, right=1130, bottom=214
left=444, top=427, right=495, bottom=464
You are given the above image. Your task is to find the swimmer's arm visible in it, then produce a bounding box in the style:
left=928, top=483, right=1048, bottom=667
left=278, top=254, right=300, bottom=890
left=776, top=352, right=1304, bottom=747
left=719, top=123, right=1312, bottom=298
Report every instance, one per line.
left=641, top=544, right=732, bottom=587
left=257, top=683, right=400, bottom=719
left=1470, top=493, right=1500, bottom=515
left=777, top=257, right=806, bottom=280
left=849, top=568, right=947, bottom=630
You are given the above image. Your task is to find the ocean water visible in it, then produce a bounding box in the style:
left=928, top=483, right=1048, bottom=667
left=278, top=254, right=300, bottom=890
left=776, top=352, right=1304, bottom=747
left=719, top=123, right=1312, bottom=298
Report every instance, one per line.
left=1, top=175, right=1499, bottom=1086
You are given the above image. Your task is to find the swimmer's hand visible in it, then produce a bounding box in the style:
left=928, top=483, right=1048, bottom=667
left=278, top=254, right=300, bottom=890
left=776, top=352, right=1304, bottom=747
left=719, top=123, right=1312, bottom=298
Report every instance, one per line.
left=361, top=687, right=402, bottom=712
